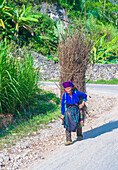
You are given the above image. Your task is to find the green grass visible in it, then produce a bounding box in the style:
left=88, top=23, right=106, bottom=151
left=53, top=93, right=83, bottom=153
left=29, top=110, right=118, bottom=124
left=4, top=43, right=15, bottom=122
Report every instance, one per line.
left=0, top=107, right=61, bottom=149
left=86, top=79, right=118, bottom=84
left=0, top=42, right=40, bottom=116
left=0, top=89, right=61, bottom=149
left=43, top=79, right=118, bottom=84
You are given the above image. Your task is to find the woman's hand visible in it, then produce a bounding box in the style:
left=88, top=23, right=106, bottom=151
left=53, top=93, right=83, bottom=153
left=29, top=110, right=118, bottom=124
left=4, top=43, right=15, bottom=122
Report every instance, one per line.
left=61, top=115, right=64, bottom=124
left=79, top=101, right=85, bottom=109
left=79, top=104, right=83, bottom=109
left=62, top=115, right=64, bottom=119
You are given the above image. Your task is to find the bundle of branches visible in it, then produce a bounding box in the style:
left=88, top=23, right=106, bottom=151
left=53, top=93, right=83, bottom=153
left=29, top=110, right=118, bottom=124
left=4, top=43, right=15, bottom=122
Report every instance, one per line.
left=59, top=29, right=93, bottom=100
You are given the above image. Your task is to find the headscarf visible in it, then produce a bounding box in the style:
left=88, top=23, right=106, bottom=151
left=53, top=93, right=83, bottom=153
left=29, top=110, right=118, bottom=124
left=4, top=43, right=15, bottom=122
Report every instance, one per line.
left=62, top=81, right=74, bottom=89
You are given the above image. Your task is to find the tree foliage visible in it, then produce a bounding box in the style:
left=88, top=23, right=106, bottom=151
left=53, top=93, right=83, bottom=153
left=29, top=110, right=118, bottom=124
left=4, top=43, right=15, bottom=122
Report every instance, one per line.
left=85, top=0, right=118, bottom=26
left=0, top=0, right=58, bottom=56
left=25, top=7, right=58, bottom=55
left=0, top=0, right=39, bottom=43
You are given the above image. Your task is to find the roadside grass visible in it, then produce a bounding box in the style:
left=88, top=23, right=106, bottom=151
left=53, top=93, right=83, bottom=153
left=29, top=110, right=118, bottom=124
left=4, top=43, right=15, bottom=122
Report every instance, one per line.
left=43, top=79, right=118, bottom=84
left=0, top=89, right=61, bottom=150
left=42, top=79, right=59, bottom=82
left=86, top=79, right=118, bottom=84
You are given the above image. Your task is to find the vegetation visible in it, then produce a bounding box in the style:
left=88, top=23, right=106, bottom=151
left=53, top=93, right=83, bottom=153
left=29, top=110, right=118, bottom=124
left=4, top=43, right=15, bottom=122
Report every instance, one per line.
left=59, top=0, right=118, bottom=64
left=25, top=6, right=58, bottom=55
left=47, top=79, right=118, bottom=84
left=86, top=79, right=118, bottom=84
left=0, top=0, right=58, bottom=57
left=0, top=105, right=60, bottom=149
left=0, top=0, right=118, bottom=62
left=0, top=1, right=39, bottom=43
left=85, top=0, right=118, bottom=26
left=0, top=42, right=40, bottom=115
left=0, top=0, right=118, bottom=144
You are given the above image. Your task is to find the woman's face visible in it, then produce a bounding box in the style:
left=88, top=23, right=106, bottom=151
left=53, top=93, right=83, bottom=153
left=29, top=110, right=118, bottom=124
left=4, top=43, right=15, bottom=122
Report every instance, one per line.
left=64, top=86, right=72, bottom=94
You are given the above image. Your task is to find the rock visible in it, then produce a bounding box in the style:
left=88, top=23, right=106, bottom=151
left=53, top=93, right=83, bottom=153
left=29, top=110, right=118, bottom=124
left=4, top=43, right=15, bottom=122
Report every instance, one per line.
left=0, top=157, right=4, bottom=163
left=15, top=155, right=22, bottom=162
left=40, top=156, right=45, bottom=159
left=4, top=155, right=10, bottom=163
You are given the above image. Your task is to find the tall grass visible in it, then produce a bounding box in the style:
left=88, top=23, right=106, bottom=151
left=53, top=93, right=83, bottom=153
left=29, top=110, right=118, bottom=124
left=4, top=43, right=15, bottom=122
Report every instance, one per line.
left=0, top=42, right=40, bottom=116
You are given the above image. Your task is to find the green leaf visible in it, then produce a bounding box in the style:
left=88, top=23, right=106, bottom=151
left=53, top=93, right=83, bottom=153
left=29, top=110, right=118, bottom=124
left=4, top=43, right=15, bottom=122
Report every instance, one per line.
left=21, top=17, right=38, bottom=22
left=107, top=37, right=118, bottom=48
left=27, top=15, right=41, bottom=18
left=4, top=12, right=13, bottom=17
left=20, top=4, right=25, bottom=17
left=24, top=6, right=32, bottom=15
left=0, top=19, right=5, bottom=29
left=0, top=0, right=5, bottom=7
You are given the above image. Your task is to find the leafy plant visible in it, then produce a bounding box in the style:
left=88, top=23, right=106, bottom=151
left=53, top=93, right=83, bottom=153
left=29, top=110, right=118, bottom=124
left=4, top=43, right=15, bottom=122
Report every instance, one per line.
left=0, top=1, right=39, bottom=44
left=0, top=41, right=40, bottom=115
left=90, top=33, right=118, bottom=64
left=85, top=0, right=118, bottom=26
left=25, top=7, right=58, bottom=55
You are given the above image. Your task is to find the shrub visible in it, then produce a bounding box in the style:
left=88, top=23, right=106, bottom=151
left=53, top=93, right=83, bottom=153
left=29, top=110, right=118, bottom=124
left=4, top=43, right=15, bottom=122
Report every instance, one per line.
left=0, top=41, right=40, bottom=116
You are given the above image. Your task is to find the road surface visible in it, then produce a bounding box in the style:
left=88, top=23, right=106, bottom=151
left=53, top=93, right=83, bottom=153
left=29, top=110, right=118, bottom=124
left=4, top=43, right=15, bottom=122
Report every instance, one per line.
left=27, top=83, right=118, bottom=170
left=40, top=81, right=118, bottom=97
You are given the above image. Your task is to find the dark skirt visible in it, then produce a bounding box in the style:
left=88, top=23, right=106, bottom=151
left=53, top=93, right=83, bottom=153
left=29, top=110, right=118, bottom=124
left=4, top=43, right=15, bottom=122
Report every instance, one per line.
left=64, top=105, right=80, bottom=132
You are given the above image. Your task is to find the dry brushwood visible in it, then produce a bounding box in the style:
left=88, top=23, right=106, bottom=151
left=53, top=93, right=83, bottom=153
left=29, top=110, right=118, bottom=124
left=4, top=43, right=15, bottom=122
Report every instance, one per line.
left=59, top=29, right=93, bottom=100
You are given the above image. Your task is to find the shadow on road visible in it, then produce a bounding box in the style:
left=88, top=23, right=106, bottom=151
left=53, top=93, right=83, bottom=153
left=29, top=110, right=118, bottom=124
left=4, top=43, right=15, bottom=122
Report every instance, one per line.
left=83, top=120, right=118, bottom=139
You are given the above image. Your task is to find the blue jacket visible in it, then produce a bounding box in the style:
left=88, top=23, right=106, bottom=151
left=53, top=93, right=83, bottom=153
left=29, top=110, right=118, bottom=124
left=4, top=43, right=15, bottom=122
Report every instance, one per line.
left=61, top=90, right=87, bottom=115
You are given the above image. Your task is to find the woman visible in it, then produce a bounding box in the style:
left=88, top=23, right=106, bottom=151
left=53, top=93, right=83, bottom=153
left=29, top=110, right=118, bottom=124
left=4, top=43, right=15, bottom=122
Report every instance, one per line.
left=61, top=81, right=87, bottom=145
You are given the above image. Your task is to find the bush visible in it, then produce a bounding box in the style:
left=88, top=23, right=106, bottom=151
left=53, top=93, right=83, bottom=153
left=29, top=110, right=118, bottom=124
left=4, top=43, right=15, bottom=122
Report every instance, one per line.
left=23, top=6, right=58, bottom=56
left=0, top=41, right=40, bottom=115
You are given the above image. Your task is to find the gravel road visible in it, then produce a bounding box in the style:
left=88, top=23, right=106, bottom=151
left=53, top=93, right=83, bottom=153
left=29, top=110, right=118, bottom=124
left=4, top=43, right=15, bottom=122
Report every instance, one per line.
left=25, top=83, right=118, bottom=170
left=1, top=82, right=117, bottom=170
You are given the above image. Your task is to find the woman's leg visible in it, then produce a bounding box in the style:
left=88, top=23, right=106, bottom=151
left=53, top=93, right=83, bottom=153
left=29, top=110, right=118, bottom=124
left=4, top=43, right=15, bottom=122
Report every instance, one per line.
left=76, top=125, right=83, bottom=141
left=65, top=130, right=72, bottom=141
left=65, top=130, right=72, bottom=145
left=77, top=127, right=82, bottom=137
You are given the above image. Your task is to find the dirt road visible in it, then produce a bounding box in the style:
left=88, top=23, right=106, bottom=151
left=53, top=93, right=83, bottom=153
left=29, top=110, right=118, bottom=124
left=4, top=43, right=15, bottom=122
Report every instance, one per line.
left=25, top=83, right=118, bottom=170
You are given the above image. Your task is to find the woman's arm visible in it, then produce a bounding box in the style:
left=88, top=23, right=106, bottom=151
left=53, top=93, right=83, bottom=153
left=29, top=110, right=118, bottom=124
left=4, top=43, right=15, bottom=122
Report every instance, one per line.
left=76, top=91, right=87, bottom=109
left=61, top=94, right=65, bottom=116
left=61, top=94, right=65, bottom=123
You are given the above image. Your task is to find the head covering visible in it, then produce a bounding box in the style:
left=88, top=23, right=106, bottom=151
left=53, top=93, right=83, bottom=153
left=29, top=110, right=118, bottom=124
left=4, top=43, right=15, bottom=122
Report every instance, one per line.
left=62, top=81, right=74, bottom=89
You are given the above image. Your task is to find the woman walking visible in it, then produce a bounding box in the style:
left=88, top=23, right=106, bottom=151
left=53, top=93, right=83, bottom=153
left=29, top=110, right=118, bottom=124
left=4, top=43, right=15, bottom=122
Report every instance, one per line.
left=61, top=81, right=87, bottom=145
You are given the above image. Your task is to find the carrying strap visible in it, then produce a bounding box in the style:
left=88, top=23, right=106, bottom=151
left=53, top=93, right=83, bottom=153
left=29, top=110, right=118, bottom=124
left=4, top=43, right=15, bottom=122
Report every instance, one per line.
left=64, top=92, right=67, bottom=112
left=64, top=93, right=67, bottom=127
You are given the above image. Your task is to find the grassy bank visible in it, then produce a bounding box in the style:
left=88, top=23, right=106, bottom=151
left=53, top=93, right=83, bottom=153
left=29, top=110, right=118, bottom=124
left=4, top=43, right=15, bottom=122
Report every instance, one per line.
left=86, top=79, right=118, bottom=84
left=0, top=90, right=61, bottom=150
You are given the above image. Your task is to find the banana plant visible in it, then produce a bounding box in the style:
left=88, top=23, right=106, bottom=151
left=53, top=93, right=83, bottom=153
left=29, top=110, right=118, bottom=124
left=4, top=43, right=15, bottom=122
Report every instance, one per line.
left=0, top=0, right=13, bottom=29
left=5, top=4, right=39, bottom=39
left=91, top=33, right=118, bottom=64
left=0, top=1, right=40, bottom=43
